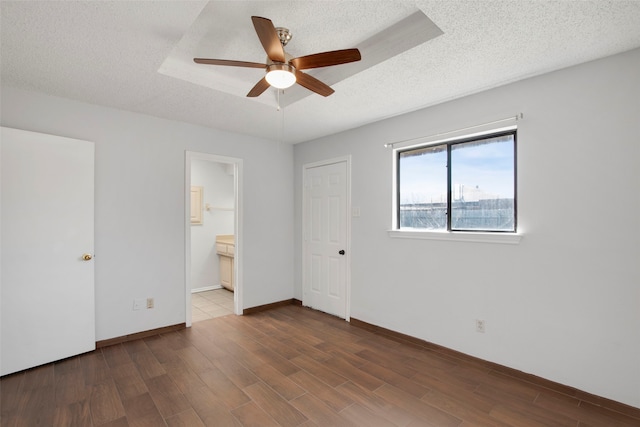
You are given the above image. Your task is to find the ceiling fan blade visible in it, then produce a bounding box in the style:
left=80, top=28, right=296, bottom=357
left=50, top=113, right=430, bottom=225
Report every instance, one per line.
left=251, top=16, right=285, bottom=63
left=294, top=71, right=334, bottom=97
left=246, top=77, right=270, bottom=97
left=290, top=49, right=361, bottom=70
left=194, top=58, right=266, bottom=69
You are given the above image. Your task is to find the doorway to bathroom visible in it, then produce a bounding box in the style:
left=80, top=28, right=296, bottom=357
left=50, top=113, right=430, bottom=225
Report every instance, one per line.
left=185, top=151, right=242, bottom=326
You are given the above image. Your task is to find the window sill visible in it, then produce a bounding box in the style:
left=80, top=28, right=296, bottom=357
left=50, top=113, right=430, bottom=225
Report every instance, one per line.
left=387, top=229, right=522, bottom=245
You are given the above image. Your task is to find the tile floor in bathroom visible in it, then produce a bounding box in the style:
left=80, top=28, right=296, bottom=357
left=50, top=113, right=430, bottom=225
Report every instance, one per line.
left=191, top=288, right=234, bottom=322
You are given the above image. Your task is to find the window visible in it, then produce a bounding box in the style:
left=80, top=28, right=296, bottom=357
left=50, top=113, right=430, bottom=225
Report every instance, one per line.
left=397, top=130, right=516, bottom=232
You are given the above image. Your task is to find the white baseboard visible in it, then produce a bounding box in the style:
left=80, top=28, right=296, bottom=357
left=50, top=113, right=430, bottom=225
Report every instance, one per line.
left=192, top=285, right=222, bottom=293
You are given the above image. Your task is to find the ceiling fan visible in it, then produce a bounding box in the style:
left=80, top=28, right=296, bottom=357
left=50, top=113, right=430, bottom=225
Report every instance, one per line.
left=194, top=16, right=361, bottom=98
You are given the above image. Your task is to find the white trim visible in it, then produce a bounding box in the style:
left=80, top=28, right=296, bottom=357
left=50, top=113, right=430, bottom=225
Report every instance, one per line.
left=191, top=285, right=223, bottom=293
left=302, top=156, right=352, bottom=321
left=185, top=151, right=243, bottom=328
left=388, top=230, right=522, bottom=244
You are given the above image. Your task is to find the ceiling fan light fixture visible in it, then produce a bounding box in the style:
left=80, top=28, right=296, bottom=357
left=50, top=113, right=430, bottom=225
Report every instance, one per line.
left=266, top=63, right=296, bottom=89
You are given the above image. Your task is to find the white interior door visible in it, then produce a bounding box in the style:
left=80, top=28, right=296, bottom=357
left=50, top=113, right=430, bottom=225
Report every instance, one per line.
left=1, top=127, right=95, bottom=376
left=303, top=159, right=350, bottom=319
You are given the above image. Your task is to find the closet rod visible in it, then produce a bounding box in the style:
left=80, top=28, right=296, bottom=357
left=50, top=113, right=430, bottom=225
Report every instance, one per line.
left=383, top=113, right=524, bottom=148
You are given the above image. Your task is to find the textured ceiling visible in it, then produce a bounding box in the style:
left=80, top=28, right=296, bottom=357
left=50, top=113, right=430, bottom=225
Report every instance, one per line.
left=2, top=1, right=640, bottom=144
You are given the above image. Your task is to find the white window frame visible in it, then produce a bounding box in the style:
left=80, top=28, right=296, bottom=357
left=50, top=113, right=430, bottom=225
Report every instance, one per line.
left=389, top=125, right=522, bottom=245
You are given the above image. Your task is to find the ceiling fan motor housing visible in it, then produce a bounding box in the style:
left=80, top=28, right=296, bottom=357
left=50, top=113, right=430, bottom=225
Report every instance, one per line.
left=275, top=27, right=292, bottom=46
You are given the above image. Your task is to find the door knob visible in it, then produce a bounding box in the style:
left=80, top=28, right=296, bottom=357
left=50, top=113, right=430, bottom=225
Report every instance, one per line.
left=82, top=253, right=93, bottom=261
left=338, top=250, right=345, bottom=255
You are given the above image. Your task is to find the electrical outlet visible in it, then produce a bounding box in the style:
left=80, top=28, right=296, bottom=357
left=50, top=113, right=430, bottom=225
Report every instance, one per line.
left=133, top=299, right=145, bottom=310
left=146, top=298, right=154, bottom=309
left=476, top=319, right=486, bottom=333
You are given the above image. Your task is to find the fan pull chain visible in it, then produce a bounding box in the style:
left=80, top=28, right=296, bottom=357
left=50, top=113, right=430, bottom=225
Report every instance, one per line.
left=279, top=91, right=285, bottom=145
left=276, top=89, right=281, bottom=111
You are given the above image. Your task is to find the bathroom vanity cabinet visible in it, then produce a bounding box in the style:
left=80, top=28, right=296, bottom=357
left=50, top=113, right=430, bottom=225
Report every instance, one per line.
left=216, top=235, right=234, bottom=291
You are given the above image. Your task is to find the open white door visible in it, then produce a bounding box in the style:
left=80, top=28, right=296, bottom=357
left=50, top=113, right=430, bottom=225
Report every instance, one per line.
left=303, top=158, right=350, bottom=319
left=1, top=127, right=95, bottom=376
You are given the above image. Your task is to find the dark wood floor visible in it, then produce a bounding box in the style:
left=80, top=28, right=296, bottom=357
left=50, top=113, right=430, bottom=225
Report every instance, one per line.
left=1, top=305, right=638, bottom=427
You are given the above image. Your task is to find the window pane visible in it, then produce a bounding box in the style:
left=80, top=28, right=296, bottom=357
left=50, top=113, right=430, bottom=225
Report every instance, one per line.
left=450, top=134, right=515, bottom=231
left=398, top=145, right=447, bottom=230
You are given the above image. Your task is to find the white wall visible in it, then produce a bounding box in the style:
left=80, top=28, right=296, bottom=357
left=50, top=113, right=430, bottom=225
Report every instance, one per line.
left=294, top=48, right=640, bottom=408
left=0, top=86, right=295, bottom=342
left=190, top=159, right=234, bottom=291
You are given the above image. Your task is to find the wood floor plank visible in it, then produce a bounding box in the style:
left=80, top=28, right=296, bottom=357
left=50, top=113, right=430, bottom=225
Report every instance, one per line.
left=242, top=314, right=293, bottom=338
left=402, top=351, right=460, bottom=378
left=175, top=346, right=216, bottom=374
left=130, top=349, right=165, bottom=380
left=109, top=362, right=148, bottom=400
left=489, top=404, right=569, bottom=427
left=412, top=369, right=479, bottom=394
left=267, top=314, right=325, bottom=347
left=0, top=371, right=24, bottom=416
left=479, top=369, right=542, bottom=402
left=249, top=363, right=306, bottom=401
left=221, top=341, right=268, bottom=370
left=101, top=345, right=133, bottom=369
left=575, top=391, right=640, bottom=422
left=144, top=374, right=190, bottom=418
left=289, top=370, right=354, bottom=413
left=314, top=342, right=369, bottom=369
left=374, top=383, right=462, bottom=427
left=182, top=386, right=242, bottom=427
left=534, top=392, right=616, bottom=426
left=99, top=417, right=129, bottom=427
left=253, top=334, right=303, bottom=360
left=90, top=379, right=127, bottom=426
left=162, top=358, right=207, bottom=394
left=16, top=385, right=56, bottom=426
left=143, top=335, right=181, bottom=364
left=355, top=347, right=418, bottom=378
left=336, top=380, right=416, bottom=426
left=198, top=365, right=251, bottom=410
left=282, top=337, right=333, bottom=362
left=160, top=331, right=192, bottom=352
left=361, top=361, right=429, bottom=398
left=418, top=377, right=495, bottom=415
left=53, top=399, right=93, bottom=427
left=122, top=339, right=149, bottom=356
left=80, top=352, right=112, bottom=386
left=291, top=355, right=348, bottom=388
left=475, top=383, right=540, bottom=409
left=186, top=329, right=231, bottom=361
left=322, top=356, right=384, bottom=391
left=212, top=356, right=261, bottom=390
left=54, top=355, right=82, bottom=376
left=253, top=347, right=301, bottom=376
left=340, top=402, right=397, bottom=427
left=21, top=364, right=54, bottom=391
left=219, top=315, right=269, bottom=341
left=289, top=393, right=356, bottom=427
left=121, top=392, right=165, bottom=426
left=55, top=370, right=93, bottom=406
left=420, top=389, right=510, bottom=427
left=242, top=382, right=308, bottom=427
left=165, top=408, right=206, bottom=427
left=577, top=401, right=640, bottom=427
left=486, top=390, right=578, bottom=427
left=231, top=402, right=281, bottom=427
